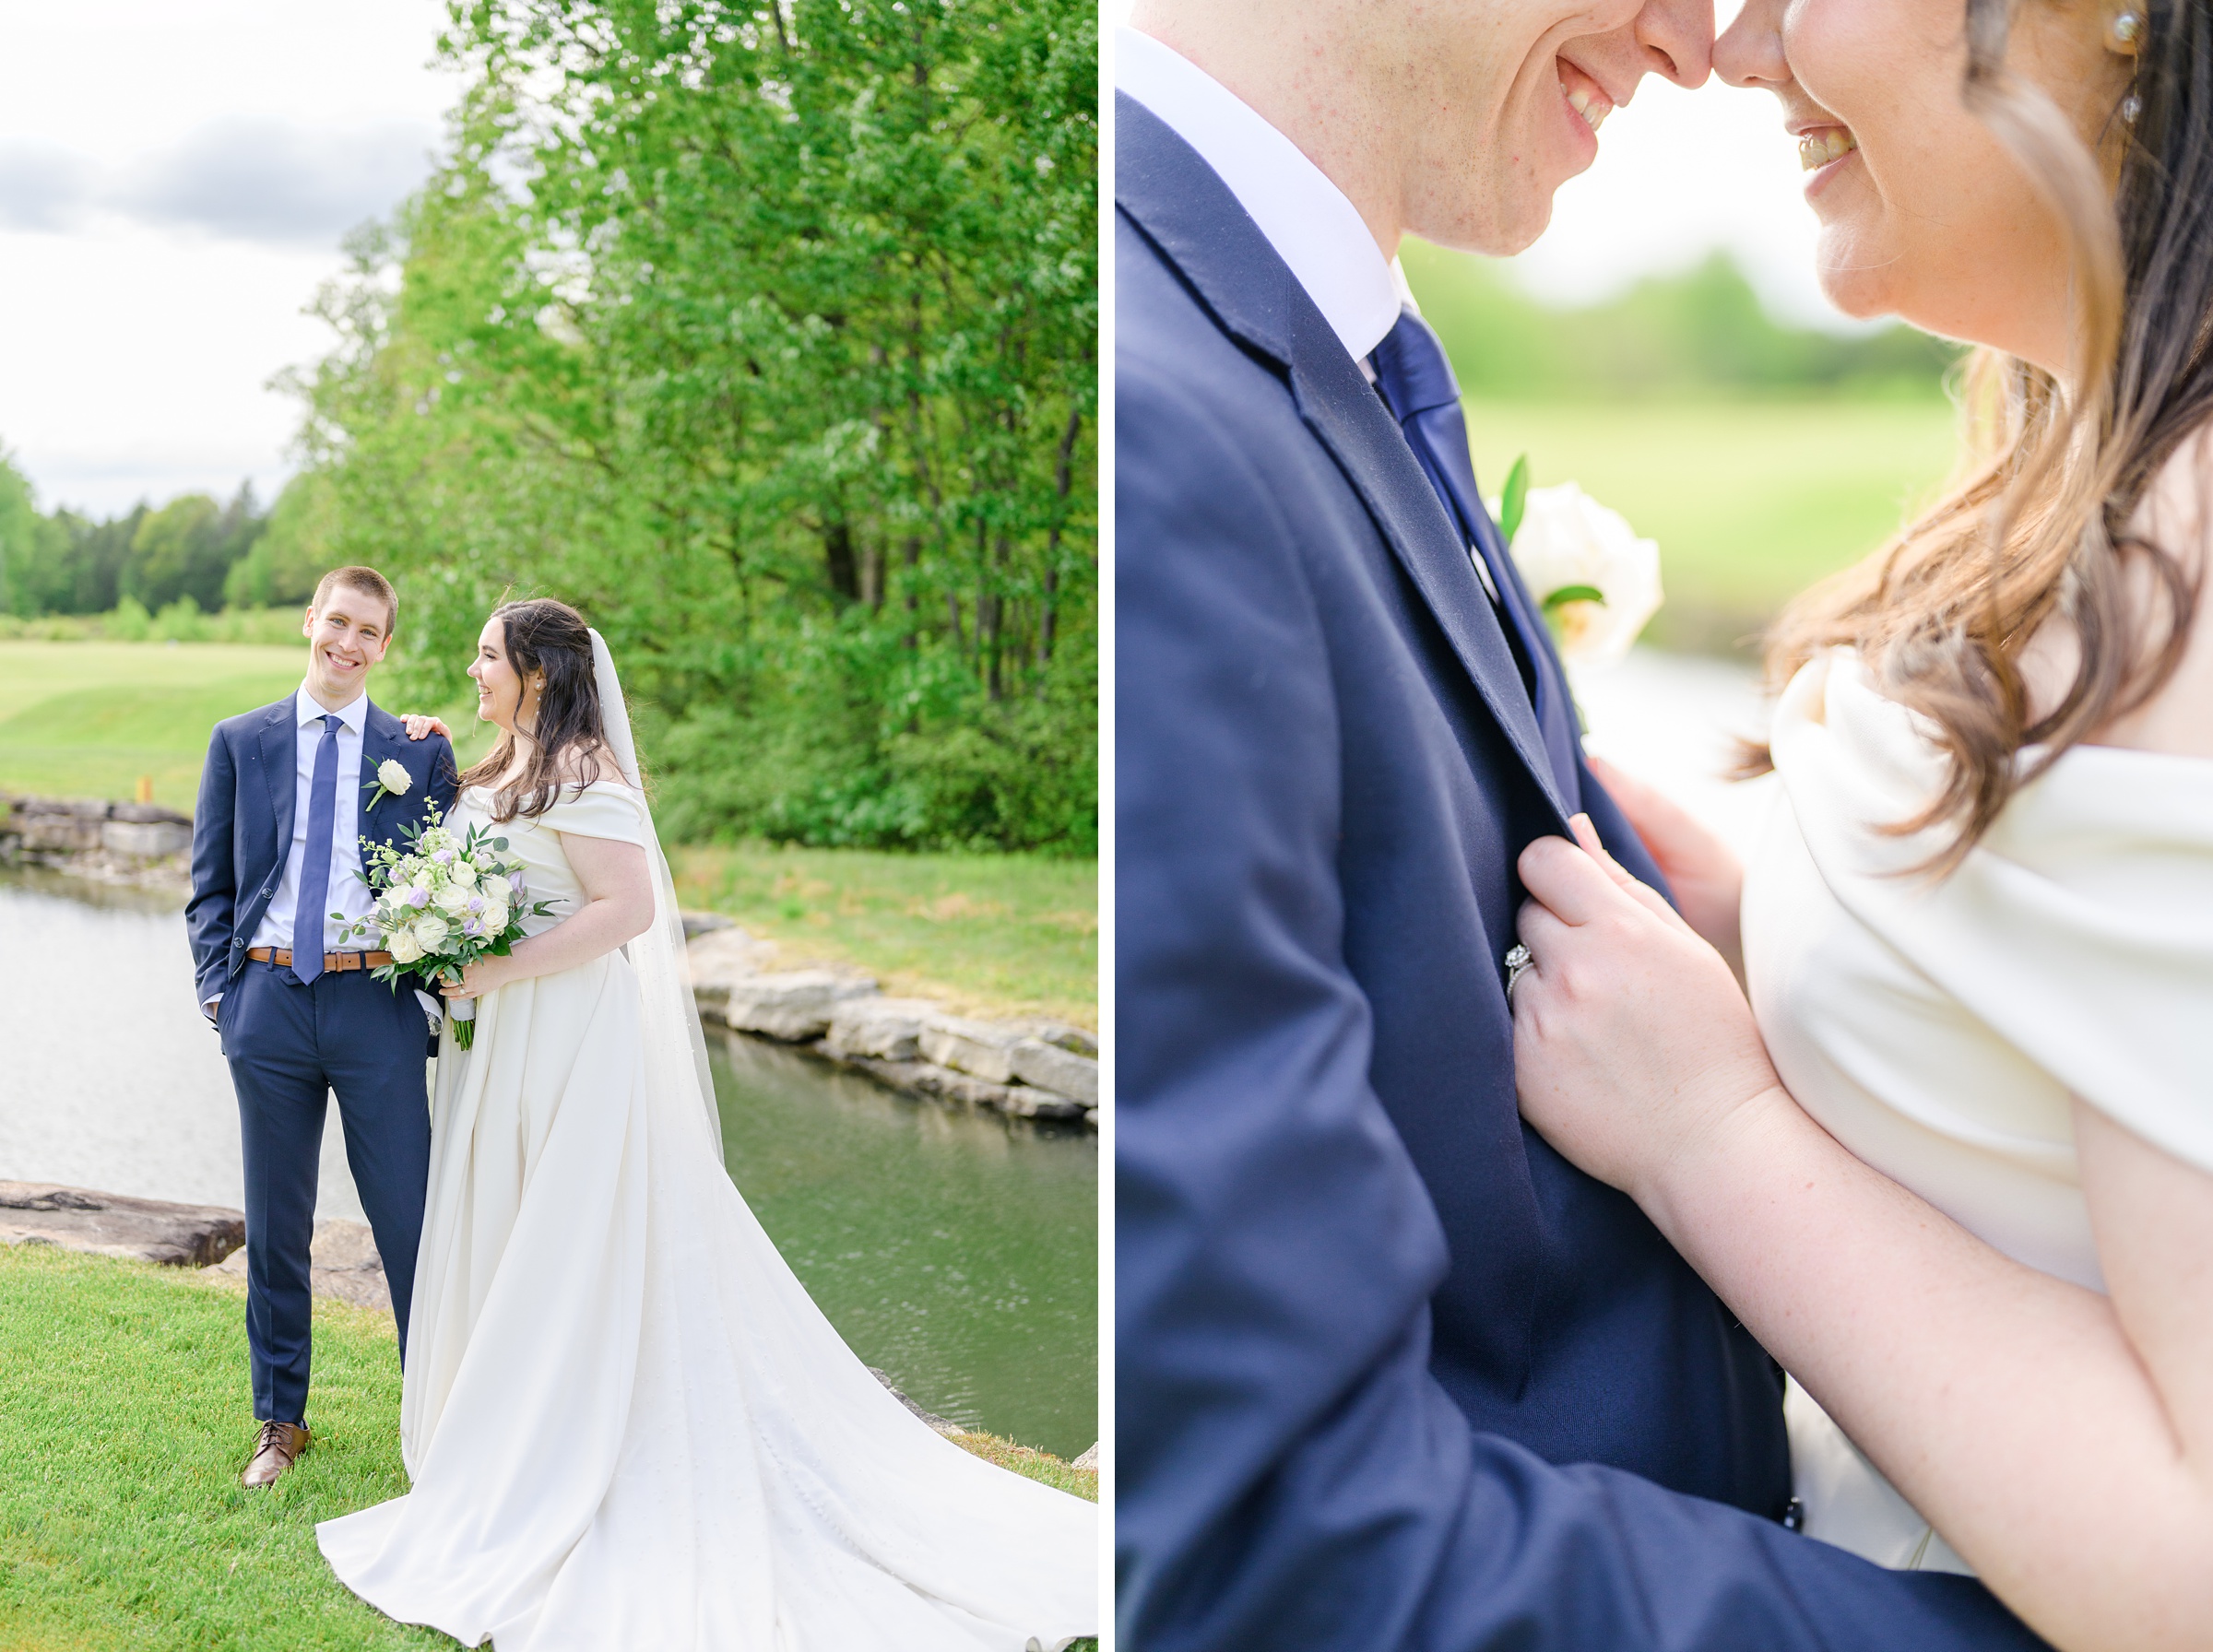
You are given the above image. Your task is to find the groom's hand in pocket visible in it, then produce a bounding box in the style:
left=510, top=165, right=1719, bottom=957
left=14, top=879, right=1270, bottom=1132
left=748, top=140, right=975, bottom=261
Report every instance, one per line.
left=1586, top=752, right=1745, bottom=982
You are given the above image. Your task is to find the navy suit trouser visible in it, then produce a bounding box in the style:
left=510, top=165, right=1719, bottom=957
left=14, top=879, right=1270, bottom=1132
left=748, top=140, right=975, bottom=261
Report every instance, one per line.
left=219, top=959, right=431, bottom=1425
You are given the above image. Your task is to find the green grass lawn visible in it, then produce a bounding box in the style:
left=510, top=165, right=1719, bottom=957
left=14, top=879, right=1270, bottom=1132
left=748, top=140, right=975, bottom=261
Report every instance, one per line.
left=0, top=1245, right=1095, bottom=1651
left=0, top=643, right=306, bottom=811
left=1462, top=396, right=1963, bottom=653
left=669, top=844, right=1097, bottom=1029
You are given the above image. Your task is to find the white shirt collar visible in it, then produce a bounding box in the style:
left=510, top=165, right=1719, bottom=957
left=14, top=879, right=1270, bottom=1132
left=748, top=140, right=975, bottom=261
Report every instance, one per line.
left=296, top=682, right=370, bottom=735
left=1117, top=26, right=1403, bottom=365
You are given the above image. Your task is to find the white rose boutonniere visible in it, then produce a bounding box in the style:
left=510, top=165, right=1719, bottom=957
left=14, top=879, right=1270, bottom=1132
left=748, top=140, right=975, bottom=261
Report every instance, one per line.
left=1491, top=457, right=1663, bottom=669
left=364, top=758, right=413, bottom=813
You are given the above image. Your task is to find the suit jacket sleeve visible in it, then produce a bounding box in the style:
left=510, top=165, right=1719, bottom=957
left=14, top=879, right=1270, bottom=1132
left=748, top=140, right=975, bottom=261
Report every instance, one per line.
left=428, top=733, right=458, bottom=814
left=186, top=723, right=239, bottom=1008
left=1114, top=363, right=2046, bottom=1652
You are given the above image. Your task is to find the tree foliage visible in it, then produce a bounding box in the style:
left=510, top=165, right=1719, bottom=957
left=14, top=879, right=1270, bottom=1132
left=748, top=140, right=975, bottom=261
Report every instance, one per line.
left=290, top=0, right=1098, bottom=853
left=1404, top=243, right=1959, bottom=401
left=123, top=487, right=266, bottom=613
left=0, top=451, right=278, bottom=620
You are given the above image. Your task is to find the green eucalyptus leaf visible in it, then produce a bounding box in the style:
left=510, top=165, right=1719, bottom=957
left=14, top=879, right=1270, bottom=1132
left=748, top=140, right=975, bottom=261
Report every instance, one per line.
left=1500, top=454, right=1531, bottom=546
left=1542, top=584, right=1606, bottom=612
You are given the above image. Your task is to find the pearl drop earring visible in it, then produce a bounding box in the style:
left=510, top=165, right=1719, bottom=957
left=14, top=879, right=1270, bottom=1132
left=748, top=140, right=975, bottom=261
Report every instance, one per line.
left=2107, top=7, right=2144, bottom=51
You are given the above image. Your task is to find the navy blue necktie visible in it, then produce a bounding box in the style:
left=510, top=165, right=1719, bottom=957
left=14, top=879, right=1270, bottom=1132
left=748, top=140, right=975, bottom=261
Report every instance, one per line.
left=1370, top=308, right=1581, bottom=806
left=293, top=713, right=344, bottom=984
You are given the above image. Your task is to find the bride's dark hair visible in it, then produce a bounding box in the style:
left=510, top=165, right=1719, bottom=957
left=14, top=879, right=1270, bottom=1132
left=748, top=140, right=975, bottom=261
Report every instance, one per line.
left=458, top=597, right=610, bottom=822
left=1757, top=0, right=2213, bottom=870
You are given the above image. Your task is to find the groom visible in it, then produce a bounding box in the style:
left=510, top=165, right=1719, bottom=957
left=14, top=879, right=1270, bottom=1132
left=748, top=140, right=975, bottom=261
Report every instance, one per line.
left=1116, top=5, right=2046, bottom=1649
left=187, top=565, right=455, bottom=1490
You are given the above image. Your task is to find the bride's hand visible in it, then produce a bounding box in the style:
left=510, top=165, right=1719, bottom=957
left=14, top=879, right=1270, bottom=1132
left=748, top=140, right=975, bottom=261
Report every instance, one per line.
left=1584, top=753, right=1745, bottom=980
left=441, top=956, right=517, bottom=1001
left=401, top=714, right=453, bottom=741
left=1512, top=815, right=1786, bottom=1203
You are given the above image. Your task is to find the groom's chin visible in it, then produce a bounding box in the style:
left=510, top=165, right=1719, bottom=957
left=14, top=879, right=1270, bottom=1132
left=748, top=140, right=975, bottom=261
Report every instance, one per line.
left=1414, top=192, right=1557, bottom=262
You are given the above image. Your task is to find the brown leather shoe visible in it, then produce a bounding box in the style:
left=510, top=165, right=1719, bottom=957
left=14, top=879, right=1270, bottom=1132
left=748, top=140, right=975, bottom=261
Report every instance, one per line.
left=241, top=1421, right=310, bottom=1489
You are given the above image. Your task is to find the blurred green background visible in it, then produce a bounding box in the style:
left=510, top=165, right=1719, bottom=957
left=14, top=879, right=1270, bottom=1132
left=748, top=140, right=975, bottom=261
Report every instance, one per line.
left=1401, top=240, right=1965, bottom=655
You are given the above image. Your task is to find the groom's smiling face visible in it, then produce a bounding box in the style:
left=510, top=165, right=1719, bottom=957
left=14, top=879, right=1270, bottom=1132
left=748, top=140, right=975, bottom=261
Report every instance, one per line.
left=302, top=590, right=392, bottom=708
left=1398, top=0, right=1716, bottom=252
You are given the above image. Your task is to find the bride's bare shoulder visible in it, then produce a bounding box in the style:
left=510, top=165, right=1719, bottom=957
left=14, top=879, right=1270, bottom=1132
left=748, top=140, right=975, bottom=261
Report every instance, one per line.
left=2099, top=424, right=2213, bottom=758
left=544, top=744, right=633, bottom=792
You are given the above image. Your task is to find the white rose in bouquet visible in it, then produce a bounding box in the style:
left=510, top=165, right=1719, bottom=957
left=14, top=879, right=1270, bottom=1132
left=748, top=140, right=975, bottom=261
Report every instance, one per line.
left=1499, top=480, right=1663, bottom=669
left=342, top=799, right=553, bottom=1049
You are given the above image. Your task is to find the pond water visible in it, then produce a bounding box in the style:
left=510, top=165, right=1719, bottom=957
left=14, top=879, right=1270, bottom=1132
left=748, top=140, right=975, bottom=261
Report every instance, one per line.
left=0, top=870, right=1098, bottom=1457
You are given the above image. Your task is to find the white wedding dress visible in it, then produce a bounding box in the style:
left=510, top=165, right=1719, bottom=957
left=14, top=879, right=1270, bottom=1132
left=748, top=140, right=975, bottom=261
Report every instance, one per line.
left=1741, top=647, right=2213, bottom=1575
left=315, top=643, right=1095, bottom=1649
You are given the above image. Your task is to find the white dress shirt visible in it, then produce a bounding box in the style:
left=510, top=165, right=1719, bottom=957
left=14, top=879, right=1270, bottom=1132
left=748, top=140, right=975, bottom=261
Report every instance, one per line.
left=1117, top=28, right=1498, bottom=596
left=251, top=682, right=377, bottom=958
left=1115, top=26, right=1403, bottom=365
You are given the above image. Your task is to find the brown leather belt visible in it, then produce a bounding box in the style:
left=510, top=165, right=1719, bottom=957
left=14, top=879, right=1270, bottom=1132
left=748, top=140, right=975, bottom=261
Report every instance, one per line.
left=245, top=947, right=395, bottom=972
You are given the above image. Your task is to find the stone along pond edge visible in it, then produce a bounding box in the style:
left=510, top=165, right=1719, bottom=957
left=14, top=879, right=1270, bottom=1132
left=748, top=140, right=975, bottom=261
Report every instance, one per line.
left=2, top=794, right=1100, bottom=1132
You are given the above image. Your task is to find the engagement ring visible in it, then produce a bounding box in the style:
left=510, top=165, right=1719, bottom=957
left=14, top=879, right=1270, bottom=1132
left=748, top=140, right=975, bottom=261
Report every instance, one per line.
left=1504, top=943, right=1533, bottom=1001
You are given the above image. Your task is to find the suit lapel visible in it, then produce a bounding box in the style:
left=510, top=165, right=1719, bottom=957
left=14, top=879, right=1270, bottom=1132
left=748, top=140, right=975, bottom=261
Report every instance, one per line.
left=1116, top=96, right=1571, bottom=823
left=257, top=697, right=297, bottom=866
left=360, top=703, right=407, bottom=848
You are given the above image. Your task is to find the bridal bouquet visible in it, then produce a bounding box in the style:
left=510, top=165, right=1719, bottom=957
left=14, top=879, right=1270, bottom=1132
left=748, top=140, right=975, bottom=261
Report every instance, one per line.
left=337, top=803, right=552, bottom=1049
left=1493, top=455, right=1663, bottom=668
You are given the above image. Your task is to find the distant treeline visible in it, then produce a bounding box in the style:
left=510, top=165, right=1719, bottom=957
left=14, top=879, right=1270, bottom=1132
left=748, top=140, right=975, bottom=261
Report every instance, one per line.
left=1402, top=242, right=1960, bottom=399
left=0, top=460, right=337, bottom=620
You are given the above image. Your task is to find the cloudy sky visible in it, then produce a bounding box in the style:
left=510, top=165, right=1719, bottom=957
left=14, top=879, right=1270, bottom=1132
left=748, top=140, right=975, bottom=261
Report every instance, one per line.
left=1107, top=2, right=1849, bottom=324
left=4, top=5, right=1842, bottom=520
left=0, top=0, right=457, bottom=516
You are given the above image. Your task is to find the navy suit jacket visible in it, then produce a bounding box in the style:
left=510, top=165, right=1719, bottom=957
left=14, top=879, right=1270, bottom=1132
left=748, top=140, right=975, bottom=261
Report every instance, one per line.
left=1115, top=96, right=2043, bottom=1652
left=187, top=693, right=457, bottom=1009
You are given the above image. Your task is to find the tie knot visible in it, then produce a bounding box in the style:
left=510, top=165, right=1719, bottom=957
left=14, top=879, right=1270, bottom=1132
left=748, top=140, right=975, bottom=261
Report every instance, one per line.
left=1371, top=309, right=1462, bottom=421
left=323, top=714, right=343, bottom=735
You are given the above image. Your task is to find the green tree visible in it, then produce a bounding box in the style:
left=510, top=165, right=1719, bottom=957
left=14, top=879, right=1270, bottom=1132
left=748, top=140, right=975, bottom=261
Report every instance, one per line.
left=123, top=493, right=223, bottom=610
left=51, top=506, right=145, bottom=615
left=290, top=0, right=1097, bottom=852
left=0, top=450, right=43, bottom=618
left=122, top=485, right=266, bottom=612
left=224, top=472, right=337, bottom=609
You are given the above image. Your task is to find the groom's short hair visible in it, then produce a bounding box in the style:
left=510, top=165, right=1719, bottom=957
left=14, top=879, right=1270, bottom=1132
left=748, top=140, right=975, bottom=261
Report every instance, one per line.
left=312, top=565, right=398, bottom=634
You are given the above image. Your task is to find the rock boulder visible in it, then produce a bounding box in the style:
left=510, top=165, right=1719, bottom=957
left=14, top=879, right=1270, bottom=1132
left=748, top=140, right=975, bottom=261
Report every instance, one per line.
left=1008, top=1039, right=1097, bottom=1108
left=0, top=1182, right=243, bottom=1268
left=713, top=970, right=879, bottom=1042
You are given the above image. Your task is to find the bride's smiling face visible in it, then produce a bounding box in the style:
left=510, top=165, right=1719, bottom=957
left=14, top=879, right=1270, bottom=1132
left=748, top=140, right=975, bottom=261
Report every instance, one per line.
left=1716, top=0, right=2125, bottom=372
left=468, top=619, right=540, bottom=737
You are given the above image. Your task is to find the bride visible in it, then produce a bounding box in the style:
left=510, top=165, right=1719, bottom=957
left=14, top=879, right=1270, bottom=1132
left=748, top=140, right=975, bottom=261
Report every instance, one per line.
left=1507, top=0, right=2213, bottom=1643
left=314, top=598, right=1095, bottom=1649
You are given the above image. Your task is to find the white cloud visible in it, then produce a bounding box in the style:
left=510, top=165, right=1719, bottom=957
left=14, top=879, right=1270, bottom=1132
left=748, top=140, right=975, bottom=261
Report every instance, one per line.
left=0, top=139, right=96, bottom=231
left=0, top=120, right=436, bottom=246
left=0, top=0, right=457, bottom=517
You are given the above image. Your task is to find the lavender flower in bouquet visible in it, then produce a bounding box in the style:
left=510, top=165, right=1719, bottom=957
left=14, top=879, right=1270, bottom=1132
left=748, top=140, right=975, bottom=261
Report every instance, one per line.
left=337, top=802, right=553, bottom=1049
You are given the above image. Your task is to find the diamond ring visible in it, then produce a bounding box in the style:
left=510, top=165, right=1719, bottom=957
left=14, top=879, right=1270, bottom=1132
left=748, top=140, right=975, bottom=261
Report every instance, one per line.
left=1504, top=942, right=1534, bottom=1001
